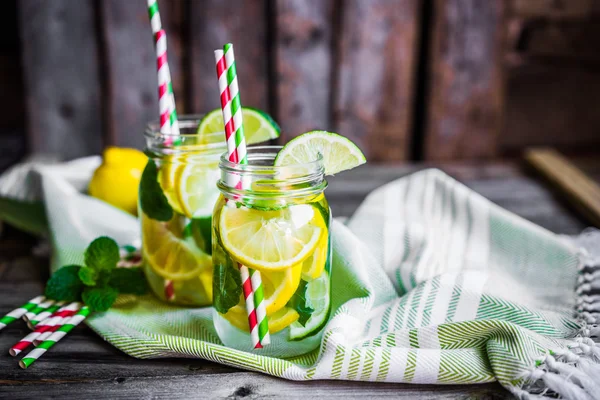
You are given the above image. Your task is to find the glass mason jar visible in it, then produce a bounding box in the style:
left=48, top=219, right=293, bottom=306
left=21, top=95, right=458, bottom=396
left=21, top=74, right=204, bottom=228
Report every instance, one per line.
left=140, top=115, right=227, bottom=306
left=212, top=146, right=332, bottom=357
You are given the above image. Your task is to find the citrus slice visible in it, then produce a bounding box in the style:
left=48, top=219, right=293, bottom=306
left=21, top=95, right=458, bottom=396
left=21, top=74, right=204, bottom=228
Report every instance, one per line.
left=197, top=107, right=281, bottom=145
left=141, top=213, right=211, bottom=281
left=222, top=306, right=299, bottom=334
left=301, top=233, right=328, bottom=281
left=157, top=161, right=185, bottom=215
left=174, top=161, right=221, bottom=218
left=289, top=271, right=331, bottom=340
left=274, top=131, right=366, bottom=175
left=219, top=203, right=323, bottom=271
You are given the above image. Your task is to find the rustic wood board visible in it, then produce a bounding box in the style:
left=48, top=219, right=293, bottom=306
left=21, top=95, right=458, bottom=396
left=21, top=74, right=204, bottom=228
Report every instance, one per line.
left=423, top=0, right=505, bottom=160
left=188, top=0, right=269, bottom=115
left=19, top=0, right=103, bottom=160
left=2, top=162, right=599, bottom=398
left=509, top=0, right=599, bottom=19
left=502, top=59, right=600, bottom=153
left=333, top=0, right=420, bottom=162
left=274, top=0, right=335, bottom=141
left=100, top=0, right=184, bottom=149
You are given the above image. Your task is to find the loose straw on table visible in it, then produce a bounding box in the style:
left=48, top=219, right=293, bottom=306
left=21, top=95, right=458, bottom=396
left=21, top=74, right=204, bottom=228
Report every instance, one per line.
left=10, top=302, right=81, bottom=356
left=0, top=296, right=45, bottom=332
left=23, top=299, right=57, bottom=322
left=27, top=301, right=67, bottom=328
left=33, top=301, right=82, bottom=345
left=215, top=44, right=270, bottom=348
left=148, top=0, right=179, bottom=301
left=20, top=307, right=90, bottom=369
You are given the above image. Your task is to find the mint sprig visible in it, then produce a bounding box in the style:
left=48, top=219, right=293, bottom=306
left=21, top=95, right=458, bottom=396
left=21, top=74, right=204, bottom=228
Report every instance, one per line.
left=288, top=281, right=314, bottom=326
left=139, top=159, right=173, bottom=221
left=84, top=236, right=120, bottom=271
left=45, top=237, right=148, bottom=312
left=212, top=239, right=242, bottom=314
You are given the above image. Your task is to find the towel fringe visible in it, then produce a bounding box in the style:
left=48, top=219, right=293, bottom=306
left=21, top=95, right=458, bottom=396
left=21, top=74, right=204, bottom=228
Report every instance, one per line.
left=518, top=349, right=600, bottom=400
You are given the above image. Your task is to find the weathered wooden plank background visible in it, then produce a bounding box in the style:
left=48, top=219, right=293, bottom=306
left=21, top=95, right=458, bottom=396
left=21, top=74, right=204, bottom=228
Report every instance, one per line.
left=1, top=0, right=598, bottom=166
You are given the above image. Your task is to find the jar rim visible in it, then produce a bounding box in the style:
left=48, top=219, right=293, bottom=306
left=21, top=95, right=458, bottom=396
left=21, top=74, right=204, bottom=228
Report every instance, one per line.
left=219, top=145, right=324, bottom=171
left=144, top=114, right=228, bottom=153
left=217, top=145, right=326, bottom=200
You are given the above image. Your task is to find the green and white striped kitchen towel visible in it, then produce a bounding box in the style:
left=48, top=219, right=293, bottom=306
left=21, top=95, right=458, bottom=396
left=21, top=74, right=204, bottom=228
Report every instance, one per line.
left=1, top=157, right=599, bottom=399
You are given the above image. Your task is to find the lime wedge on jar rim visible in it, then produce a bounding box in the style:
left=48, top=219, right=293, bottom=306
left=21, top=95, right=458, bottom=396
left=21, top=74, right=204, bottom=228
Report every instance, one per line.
left=196, top=107, right=281, bottom=144
left=274, top=131, right=366, bottom=175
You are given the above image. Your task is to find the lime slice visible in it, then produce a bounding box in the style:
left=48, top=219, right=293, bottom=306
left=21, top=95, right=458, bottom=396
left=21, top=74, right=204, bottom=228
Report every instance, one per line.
left=219, top=203, right=323, bottom=271
left=274, top=131, right=366, bottom=175
left=289, top=271, right=331, bottom=340
left=197, top=107, right=281, bottom=145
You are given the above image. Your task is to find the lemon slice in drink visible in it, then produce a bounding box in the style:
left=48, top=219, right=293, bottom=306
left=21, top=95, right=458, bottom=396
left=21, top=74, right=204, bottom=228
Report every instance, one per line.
left=141, top=213, right=211, bottom=281
left=157, top=161, right=185, bottom=215
left=301, top=233, right=328, bottom=281
left=290, top=271, right=331, bottom=340
left=274, top=131, right=366, bottom=175
left=197, top=107, right=281, bottom=144
left=174, top=161, right=221, bottom=218
left=223, top=306, right=299, bottom=334
left=219, top=203, right=323, bottom=271
left=220, top=262, right=302, bottom=318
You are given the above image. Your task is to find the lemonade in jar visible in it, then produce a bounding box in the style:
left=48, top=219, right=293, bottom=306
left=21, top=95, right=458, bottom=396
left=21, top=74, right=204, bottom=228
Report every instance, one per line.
left=212, top=133, right=365, bottom=356
left=140, top=111, right=280, bottom=306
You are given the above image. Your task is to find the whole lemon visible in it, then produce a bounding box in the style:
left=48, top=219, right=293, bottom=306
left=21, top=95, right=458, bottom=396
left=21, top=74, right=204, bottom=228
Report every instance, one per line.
left=88, top=147, right=148, bottom=215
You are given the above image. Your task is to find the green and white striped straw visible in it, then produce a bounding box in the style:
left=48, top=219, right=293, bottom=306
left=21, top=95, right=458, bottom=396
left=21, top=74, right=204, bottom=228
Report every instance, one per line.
left=0, top=296, right=45, bottom=331
left=28, top=301, right=66, bottom=328
left=20, top=306, right=90, bottom=369
left=23, top=298, right=56, bottom=322
left=220, top=43, right=269, bottom=347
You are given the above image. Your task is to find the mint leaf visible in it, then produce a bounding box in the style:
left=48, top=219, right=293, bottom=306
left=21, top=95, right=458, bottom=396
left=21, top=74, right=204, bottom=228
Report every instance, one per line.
left=78, top=267, right=98, bottom=286
left=82, top=286, right=119, bottom=312
left=45, top=265, right=84, bottom=302
left=212, top=242, right=242, bottom=314
left=289, top=281, right=314, bottom=326
left=109, top=268, right=148, bottom=295
left=186, top=217, right=212, bottom=255
left=85, top=236, right=120, bottom=271
left=139, top=159, right=173, bottom=221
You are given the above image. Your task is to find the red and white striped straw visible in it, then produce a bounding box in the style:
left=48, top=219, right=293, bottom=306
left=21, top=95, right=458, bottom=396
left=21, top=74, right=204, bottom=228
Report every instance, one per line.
left=215, top=48, right=260, bottom=348
left=215, top=45, right=270, bottom=348
left=10, top=302, right=80, bottom=356
left=27, top=301, right=67, bottom=329
left=33, top=302, right=82, bottom=345
left=147, top=0, right=179, bottom=136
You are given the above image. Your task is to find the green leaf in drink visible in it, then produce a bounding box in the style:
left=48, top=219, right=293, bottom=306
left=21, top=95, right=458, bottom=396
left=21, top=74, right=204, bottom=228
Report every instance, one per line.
left=139, top=159, right=174, bottom=222
left=109, top=268, right=149, bottom=295
left=212, top=241, right=242, bottom=314
left=288, top=280, right=314, bottom=327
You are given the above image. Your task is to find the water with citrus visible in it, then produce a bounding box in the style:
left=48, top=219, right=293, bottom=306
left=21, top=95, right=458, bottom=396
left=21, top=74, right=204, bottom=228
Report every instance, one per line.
left=140, top=112, right=281, bottom=306
left=140, top=117, right=226, bottom=306
left=212, top=146, right=332, bottom=356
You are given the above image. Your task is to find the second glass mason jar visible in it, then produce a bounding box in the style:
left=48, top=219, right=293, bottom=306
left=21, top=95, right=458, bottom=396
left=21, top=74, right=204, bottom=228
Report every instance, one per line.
left=212, top=146, right=332, bottom=356
left=141, top=116, right=227, bottom=306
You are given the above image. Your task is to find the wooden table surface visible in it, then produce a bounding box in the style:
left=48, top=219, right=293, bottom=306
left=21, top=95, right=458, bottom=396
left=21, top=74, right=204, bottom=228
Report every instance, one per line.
left=1, top=160, right=599, bottom=399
